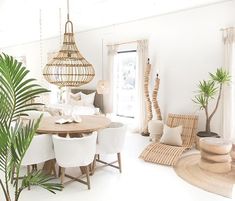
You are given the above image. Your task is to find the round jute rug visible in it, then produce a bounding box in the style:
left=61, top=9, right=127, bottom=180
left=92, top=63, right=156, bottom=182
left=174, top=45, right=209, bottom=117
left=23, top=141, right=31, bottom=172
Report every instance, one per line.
left=174, top=153, right=235, bottom=198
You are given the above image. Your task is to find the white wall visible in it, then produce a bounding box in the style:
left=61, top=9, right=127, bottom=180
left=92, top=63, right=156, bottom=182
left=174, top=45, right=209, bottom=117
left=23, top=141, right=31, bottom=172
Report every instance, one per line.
left=1, top=1, right=235, bottom=134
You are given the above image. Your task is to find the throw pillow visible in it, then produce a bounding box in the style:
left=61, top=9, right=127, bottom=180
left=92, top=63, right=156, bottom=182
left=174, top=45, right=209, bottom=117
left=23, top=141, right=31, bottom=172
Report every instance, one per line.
left=160, top=124, right=183, bottom=146
left=68, top=92, right=83, bottom=106
left=80, top=92, right=96, bottom=106
left=70, top=92, right=81, bottom=100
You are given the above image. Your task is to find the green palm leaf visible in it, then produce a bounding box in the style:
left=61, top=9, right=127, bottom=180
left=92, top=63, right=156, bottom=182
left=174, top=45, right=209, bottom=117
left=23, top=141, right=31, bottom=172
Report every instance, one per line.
left=0, top=94, right=12, bottom=124
left=210, top=68, right=231, bottom=84
left=0, top=53, right=49, bottom=123
left=192, top=94, right=207, bottom=109
left=0, top=123, right=10, bottom=173
left=20, top=171, right=63, bottom=193
left=198, top=80, right=217, bottom=98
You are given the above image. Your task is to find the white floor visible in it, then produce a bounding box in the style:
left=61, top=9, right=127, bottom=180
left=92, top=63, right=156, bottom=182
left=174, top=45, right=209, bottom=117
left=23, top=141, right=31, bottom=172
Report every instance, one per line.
left=0, top=133, right=233, bottom=201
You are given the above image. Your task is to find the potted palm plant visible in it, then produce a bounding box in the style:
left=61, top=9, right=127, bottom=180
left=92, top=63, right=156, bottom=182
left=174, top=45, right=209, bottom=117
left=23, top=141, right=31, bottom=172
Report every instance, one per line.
left=0, top=53, right=62, bottom=201
left=193, top=68, right=231, bottom=137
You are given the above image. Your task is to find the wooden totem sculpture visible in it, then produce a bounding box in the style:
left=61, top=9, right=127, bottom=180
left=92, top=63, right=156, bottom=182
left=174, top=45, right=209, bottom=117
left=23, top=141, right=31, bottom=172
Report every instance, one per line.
left=152, top=74, right=162, bottom=120
left=142, top=58, right=153, bottom=135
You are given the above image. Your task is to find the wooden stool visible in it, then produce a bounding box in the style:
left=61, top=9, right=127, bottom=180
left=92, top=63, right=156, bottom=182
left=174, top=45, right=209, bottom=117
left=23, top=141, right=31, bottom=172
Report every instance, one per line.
left=199, top=137, right=232, bottom=173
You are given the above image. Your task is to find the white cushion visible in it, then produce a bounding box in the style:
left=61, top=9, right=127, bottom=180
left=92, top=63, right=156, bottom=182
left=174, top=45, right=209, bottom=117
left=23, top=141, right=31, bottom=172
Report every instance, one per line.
left=80, top=92, right=96, bottom=106
left=68, top=92, right=83, bottom=106
left=70, top=92, right=81, bottom=100
left=160, top=125, right=183, bottom=146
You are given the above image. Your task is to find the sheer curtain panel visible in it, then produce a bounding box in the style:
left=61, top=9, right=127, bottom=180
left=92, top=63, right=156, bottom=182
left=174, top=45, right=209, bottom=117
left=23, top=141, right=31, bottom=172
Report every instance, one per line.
left=104, top=45, right=118, bottom=114
left=222, top=27, right=235, bottom=140
left=136, top=40, right=149, bottom=133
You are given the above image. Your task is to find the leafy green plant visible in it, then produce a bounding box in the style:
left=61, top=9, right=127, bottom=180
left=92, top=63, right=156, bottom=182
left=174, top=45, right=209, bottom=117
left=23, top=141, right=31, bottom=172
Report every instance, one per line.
left=193, top=68, right=231, bottom=135
left=0, top=53, right=62, bottom=201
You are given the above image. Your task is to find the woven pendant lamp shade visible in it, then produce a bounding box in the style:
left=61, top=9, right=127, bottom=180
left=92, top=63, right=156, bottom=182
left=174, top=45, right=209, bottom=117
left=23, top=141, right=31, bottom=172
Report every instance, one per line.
left=43, top=18, right=95, bottom=87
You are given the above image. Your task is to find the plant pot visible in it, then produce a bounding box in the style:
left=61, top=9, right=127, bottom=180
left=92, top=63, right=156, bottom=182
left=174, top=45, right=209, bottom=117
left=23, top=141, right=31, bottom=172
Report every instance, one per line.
left=196, top=131, right=220, bottom=150
left=141, top=131, right=150, bottom=137
left=197, top=131, right=220, bottom=138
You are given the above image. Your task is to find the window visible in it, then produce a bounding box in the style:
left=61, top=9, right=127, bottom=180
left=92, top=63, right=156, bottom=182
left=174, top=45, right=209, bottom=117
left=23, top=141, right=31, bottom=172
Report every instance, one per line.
left=113, top=50, right=137, bottom=118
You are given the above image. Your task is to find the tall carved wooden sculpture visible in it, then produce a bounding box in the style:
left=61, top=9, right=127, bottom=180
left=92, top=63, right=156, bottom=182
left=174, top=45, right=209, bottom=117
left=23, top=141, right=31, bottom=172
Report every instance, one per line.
left=142, top=58, right=153, bottom=136
left=152, top=74, right=162, bottom=120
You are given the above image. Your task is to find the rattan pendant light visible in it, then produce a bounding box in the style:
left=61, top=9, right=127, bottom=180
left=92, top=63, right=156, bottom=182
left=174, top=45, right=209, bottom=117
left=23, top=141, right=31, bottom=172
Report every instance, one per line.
left=43, top=0, right=95, bottom=87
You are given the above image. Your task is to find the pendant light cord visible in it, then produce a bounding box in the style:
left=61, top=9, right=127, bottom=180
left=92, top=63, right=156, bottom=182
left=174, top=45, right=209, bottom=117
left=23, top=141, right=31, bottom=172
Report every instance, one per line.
left=39, top=9, right=43, bottom=71
left=59, top=8, right=62, bottom=45
left=67, top=0, right=70, bottom=21
left=65, top=0, right=73, bottom=33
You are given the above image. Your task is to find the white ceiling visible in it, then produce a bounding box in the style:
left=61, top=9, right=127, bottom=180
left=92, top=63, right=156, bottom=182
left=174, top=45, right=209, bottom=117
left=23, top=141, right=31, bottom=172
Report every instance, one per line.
left=0, top=0, right=229, bottom=47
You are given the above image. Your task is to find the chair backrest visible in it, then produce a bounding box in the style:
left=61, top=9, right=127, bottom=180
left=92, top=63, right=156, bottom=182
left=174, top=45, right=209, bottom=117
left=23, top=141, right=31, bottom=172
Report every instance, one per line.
left=97, top=122, right=127, bottom=154
left=166, top=114, right=198, bottom=147
left=26, top=111, right=51, bottom=120
left=52, top=132, right=97, bottom=168
left=22, top=134, right=55, bottom=166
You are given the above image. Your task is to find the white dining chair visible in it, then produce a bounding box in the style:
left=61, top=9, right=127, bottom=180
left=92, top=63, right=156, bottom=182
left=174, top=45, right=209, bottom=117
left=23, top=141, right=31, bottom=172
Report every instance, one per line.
left=52, top=132, right=97, bottom=189
left=17, top=134, right=55, bottom=189
left=22, top=134, right=55, bottom=167
left=95, top=122, right=127, bottom=173
left=23, top=110, right=53, bottom=177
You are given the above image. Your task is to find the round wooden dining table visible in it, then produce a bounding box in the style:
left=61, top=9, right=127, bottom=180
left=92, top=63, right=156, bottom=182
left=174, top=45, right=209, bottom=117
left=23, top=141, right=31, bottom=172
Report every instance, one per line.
left=37, top=115, right=111, bottom=136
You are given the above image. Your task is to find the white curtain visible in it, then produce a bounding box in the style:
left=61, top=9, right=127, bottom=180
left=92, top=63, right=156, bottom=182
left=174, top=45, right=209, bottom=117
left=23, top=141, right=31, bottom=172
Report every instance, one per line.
left=135, top=40, right=149, bottom=132
left=222, top=28, right=235, bottom=140
left=104, top=45, right=118, bottom=114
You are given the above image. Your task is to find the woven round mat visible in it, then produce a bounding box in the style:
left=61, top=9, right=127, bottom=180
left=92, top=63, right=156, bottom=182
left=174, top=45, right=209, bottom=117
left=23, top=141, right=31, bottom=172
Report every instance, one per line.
left=174, top=153, right=235, bottom=198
